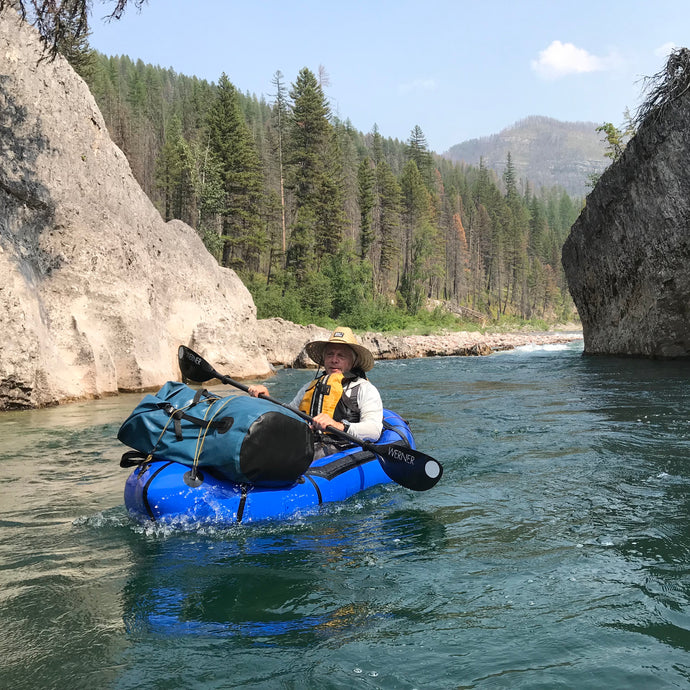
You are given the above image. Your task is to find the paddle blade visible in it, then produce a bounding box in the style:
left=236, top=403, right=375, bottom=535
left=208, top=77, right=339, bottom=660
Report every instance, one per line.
left=374, top=444, right=443, bottom=492
left=178, top=346, right=217, bottom=383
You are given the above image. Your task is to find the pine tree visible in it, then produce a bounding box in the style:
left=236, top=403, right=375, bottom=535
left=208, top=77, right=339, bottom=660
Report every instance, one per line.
left=270, top=70, right=289, bottom=259
left=55, top=7, right=97, bottom=80
left=358, top=157, right=376, bottom=261
left=450, top=212, right=470, bottom=300
left=528, top=194, right=549, bottom=261
left=371, top=124, right=385, bottom=165
left=333, top=118, right=362, bottom=243
left=286, top=67, right=337, bottom=277
left=596, top=122, right=626, bottom=161
left=472, top=203, right=492, bottom=309
left=502, top=152, right=518, bottom=199
left=406, top=125, right=434, bottom=187
left=375, top=160, right=402, bottom=295
left=400, top=160, right=434, bottom=312
left=314, top=139, right=346, bottom=266
left=155, top=114, right=195, bottom=223
left=287, top=67, right=331, bottom=207
left=206, top=73, right=265, bottom=271
left=500, top=153, right=529, bottom=314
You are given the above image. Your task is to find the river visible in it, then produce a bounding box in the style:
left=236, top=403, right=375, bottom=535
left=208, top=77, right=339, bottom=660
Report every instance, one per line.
left=2, top=339, right=690, bottom=688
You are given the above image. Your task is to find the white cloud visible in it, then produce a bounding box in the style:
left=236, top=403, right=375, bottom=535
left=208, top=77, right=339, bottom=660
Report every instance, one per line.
left=531, top=40, right=604, bottom=79
left=654, top=42, right=677, bottom=58
left=398, top=78, right=437, bottom=95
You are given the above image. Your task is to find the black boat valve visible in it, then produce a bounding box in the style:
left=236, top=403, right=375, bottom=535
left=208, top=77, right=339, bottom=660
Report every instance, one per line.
left=183, top=469, right=204, bottom=487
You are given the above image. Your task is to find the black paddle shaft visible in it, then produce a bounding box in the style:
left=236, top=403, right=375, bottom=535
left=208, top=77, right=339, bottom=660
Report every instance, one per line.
left=177, top=345, right=442, bottom=491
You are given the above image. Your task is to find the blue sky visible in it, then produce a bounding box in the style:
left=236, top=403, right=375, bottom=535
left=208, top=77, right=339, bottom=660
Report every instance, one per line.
left=87, top=0, right=688, bottom=153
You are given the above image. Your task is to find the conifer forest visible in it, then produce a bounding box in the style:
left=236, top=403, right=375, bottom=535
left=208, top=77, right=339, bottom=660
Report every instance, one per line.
left=83, top=54, right=583, bottom=330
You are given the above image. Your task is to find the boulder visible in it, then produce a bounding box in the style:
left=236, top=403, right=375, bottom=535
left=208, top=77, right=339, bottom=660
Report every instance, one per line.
left=562, top=50, right=690, bottom=357
left=0, top=10, right=271, bottom=409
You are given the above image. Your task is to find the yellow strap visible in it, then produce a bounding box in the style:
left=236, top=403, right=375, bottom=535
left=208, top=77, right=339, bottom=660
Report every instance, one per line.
left=192, top=394, right=236, bottom=469
left=149, top=390, right=220, bottom=467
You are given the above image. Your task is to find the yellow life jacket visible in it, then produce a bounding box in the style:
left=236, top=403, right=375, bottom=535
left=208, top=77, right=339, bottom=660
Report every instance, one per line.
left=298, top=372, right=358, bottom=422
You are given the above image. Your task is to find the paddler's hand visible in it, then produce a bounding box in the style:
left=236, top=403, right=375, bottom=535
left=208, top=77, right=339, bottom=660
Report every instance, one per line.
left=311, top=413, right=346, bottom=432
left=248, top=384, right=269, bottom=398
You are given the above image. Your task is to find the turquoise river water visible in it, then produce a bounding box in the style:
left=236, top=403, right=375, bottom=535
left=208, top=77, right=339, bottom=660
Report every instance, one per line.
left=1, top=339, right=690, bottom=689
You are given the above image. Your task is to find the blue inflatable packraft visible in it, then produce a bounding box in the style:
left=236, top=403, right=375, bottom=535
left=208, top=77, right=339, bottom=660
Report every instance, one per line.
left=121, top=403, right=415, bottom=525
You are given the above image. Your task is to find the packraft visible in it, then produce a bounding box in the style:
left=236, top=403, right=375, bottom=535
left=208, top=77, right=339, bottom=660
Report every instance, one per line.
left=122, top=407, right=416, bottom=525
left=117, top=382, right=314, bottom=486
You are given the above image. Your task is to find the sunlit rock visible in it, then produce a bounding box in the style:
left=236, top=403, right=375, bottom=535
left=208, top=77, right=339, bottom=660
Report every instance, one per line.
left=0, top=9, right=271, bottom=409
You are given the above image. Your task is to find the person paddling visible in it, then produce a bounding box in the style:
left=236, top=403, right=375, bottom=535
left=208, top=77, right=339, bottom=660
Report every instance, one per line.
left=248, top=327, right=383, bottom=450
left=179, top=341, right=442, bottom=491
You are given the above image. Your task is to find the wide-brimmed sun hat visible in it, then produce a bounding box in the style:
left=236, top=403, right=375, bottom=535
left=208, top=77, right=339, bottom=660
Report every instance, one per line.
left=304, top=327, right=375, bottom=372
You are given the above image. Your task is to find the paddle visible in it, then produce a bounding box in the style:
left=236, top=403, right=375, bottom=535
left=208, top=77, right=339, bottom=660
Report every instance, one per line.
left=177, top=345, right=443, bottom=491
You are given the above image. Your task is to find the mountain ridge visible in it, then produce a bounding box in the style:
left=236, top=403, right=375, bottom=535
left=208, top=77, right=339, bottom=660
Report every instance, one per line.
left=442, top=115, right=609, bottom=197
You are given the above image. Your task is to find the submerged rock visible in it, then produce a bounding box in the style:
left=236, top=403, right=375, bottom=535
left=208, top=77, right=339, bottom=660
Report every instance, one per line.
left=562, top=49, right=690, bottom=358
left=0, top=10, right=271, bottom=409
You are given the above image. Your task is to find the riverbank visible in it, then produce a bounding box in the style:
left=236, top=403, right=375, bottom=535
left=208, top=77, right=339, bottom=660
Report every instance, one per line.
left=362, top=326, right=583, bottom=360
left=0, top=319, right=582, bottom=411
left=255, top=318, right=583, bottom=369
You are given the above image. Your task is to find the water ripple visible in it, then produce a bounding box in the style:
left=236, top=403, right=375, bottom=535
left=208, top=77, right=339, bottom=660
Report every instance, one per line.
left=2, top=344, right=690, bottom=687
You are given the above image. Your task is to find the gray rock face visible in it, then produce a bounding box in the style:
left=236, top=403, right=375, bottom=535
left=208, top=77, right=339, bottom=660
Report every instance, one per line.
left=0, top=10, right=271, bottom=409
left=562, top=75, right=690, bottom=357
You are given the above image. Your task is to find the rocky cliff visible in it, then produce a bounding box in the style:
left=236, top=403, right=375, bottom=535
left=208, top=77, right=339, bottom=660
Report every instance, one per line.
left=562, top=50, right=690, bottom=358
left=0, top=9, right=272, bottom=410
